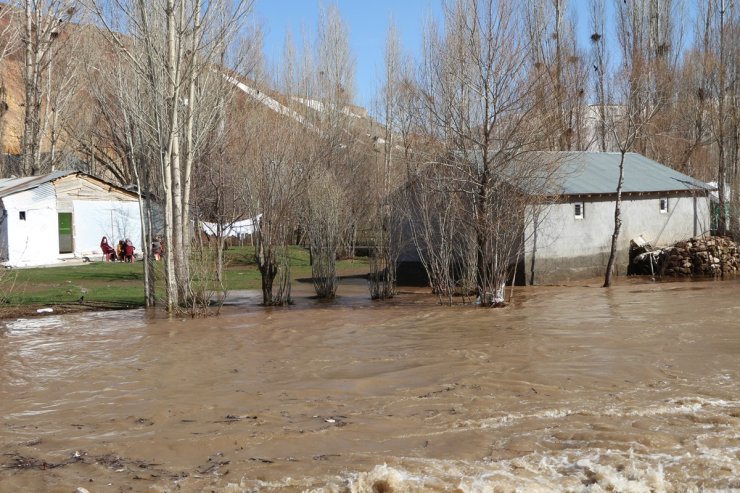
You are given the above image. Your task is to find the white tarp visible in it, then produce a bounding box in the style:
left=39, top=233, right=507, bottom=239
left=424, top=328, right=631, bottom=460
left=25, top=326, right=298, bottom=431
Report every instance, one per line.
left=201, top=215, right=261, bottom=238
left=73, top=200, right=142, bottom=255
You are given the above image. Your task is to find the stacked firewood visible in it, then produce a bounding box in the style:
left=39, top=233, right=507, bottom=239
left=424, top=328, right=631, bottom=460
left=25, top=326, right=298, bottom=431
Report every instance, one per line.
left=629, top=236, right=739, bottom=277
left=662, top=236, right=739, bottom=277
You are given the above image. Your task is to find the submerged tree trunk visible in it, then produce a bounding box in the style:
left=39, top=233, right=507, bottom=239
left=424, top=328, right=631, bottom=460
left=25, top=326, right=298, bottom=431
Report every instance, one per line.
left=475, top=172, right=490, bottom=305
left=604, top=150, right=626, bottom=287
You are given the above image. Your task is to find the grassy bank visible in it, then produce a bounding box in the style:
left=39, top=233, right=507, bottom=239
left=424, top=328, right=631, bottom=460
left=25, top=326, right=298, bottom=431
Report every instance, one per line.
left=0, top=246, right=369, bottom=316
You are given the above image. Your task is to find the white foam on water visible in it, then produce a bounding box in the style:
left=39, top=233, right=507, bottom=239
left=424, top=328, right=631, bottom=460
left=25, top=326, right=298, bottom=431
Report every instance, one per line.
left=460, top=408, right=573, bottom=430
left=459, top=396, right=740, bottom=432
left=213, top=450, right=689, bottom=493
left=345, top=464, right=434, bottom=493
left=209, top=393, right=739, bottom=493
left=211, top=446, right=740, bottom=493
left=343, top=453, right=673, bottom=493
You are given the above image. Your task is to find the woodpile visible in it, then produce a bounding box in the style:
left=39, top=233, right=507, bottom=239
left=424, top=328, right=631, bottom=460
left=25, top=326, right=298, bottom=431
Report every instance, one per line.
left=662, top=236, right=739, bottom=277
left=630, top=236, right=740, bottom=278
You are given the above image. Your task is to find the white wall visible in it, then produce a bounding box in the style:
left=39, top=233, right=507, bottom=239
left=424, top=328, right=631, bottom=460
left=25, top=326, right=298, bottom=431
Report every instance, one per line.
left=526, top=194, right=712, bottom=282
left=2, top=184, right=60, bottom=266
left=73, top=200, right=142, bottom=256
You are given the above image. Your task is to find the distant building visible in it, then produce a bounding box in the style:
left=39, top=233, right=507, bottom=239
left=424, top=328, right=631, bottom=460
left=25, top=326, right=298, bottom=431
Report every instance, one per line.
left=0, top=171, right=142, bottom=267
left=582, top=104, right=625, bottom=152
left=526, top=152, right=714, bottom=283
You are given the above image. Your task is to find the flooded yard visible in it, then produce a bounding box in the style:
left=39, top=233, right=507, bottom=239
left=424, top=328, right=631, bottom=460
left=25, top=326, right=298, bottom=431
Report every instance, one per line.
left=1, top=279, right=739, bottom=492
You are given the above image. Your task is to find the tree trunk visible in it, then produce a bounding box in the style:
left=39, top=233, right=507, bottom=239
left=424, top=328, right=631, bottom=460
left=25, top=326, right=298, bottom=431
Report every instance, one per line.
left=181, top=0, right=201, bottom=290
left=717, top=0, right=727, bottom=236
left=604, top=150, right=626, bottom=287
left=172, top=0, right=186, bottom=304
left=133, top=169, right=152, bottom=307
left=257, top=236, right=276, bottom=306
left=475, top=172, right=489, bottom=304
left=163, top=0, right=179, bottom=310
left=22, top=0, right=38, bottom=175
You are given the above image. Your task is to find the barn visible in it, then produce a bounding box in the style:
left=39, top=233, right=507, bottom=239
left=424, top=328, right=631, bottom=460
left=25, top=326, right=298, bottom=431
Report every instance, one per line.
left=0, top=171, right=142, bottom=267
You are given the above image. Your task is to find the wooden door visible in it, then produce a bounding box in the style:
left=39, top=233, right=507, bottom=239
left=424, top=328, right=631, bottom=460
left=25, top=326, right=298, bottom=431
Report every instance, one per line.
left=58, top=213, right=73, bottom=253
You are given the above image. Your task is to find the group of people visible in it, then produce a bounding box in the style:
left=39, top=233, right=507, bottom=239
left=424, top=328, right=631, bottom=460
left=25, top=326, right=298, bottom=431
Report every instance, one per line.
left=100, top=236, right=165, bottom=262
left=100, top=237, right=136, bottom=262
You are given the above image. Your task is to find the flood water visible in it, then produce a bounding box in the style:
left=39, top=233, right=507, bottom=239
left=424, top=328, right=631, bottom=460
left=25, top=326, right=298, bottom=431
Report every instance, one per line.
left=1, top=279, right=739, bottom=492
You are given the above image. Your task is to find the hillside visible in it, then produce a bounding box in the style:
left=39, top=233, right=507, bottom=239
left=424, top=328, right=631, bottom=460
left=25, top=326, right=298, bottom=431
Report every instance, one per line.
left=0, top=8, right=384, bottom=176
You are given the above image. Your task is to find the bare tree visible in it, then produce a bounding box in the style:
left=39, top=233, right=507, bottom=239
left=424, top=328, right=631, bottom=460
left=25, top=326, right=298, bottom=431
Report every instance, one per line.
left=21, top=0, right=78, bottom=176
left=87, top=0, right=252, bottom=311
left=42, top=26, right=82, bottom=171
left=671, top=1, right=715, bottom=177
left=728, top=4, right=739, bottom=237
left=291, top=4, right=359, bottom=299
left=194, top=22, right=268, bottom=285
left=0, top=5, right=20, bottom=175
left=245, top=112, right=304, bottom=306
left=403, top=164, right=476, bottom=303
left=525, top=0, right=589, bottom=151
left=603, top=47, right=664, bottom=287
left=589, top=0, right=609, bottom=152
left=303, top=168, right=344, bottom=298
left=715, top=0, right=729, bottom=236
left=411, top=0, right=557, bottom=306
left=368, top=20, right=405, bottom=300
left=79, top=41, right=160, bottom=306
left=464, top=0, right=544, bottom=304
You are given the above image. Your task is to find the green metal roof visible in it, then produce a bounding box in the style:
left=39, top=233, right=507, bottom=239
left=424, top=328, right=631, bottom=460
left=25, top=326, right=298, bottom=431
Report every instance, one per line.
left=551, top=152, right=713, bottom=196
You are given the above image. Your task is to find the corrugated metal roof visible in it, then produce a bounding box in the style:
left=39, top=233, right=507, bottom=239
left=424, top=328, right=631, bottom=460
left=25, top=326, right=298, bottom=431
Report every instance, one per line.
left=0, top=170, right=77, bottom=199
left=551, top=152, right=713, bottom=195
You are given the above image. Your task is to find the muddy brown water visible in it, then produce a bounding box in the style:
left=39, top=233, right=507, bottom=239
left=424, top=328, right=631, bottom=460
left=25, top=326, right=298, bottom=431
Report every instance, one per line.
left=1, top=279, right=738, bottom=492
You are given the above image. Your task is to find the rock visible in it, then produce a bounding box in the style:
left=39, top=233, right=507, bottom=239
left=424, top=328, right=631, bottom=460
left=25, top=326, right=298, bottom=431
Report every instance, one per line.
left=75, top=488, right=91, bottom=493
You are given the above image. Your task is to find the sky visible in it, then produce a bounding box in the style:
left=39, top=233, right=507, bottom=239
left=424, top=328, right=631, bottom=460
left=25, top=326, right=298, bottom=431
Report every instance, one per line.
left=253, top=1, right=693, bottom=112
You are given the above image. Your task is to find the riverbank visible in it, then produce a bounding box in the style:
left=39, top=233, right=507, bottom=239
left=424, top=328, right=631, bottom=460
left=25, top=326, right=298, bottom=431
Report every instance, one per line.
left=2, top=249, right=735, bottom=320
left=0, top=246, right=370, bottom=320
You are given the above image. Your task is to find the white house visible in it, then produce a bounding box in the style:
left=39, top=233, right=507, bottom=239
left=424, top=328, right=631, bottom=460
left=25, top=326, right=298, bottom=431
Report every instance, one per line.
left=0, top=171, right=143, bottom=267
left=525, top=152, right=714, bottom=283
left=397, top=151, right=714, bottom=286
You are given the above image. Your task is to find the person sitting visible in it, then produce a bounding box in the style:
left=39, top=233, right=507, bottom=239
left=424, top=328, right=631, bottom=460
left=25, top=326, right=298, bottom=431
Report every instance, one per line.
left=100, top=236, right=115, bottom=262
left=151, top=238, right=163, bottom=261
left=117, top=240, right=125, bottom=262
left=124, top=239, right=136, bottom=263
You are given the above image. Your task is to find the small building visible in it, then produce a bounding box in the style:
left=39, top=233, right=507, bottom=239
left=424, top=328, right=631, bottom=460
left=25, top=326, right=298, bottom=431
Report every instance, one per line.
left=0, top=171, right=142, bottom=267
left=397, top=151, right=715, bottom=286
left=526, top=152, right=714, bottom=283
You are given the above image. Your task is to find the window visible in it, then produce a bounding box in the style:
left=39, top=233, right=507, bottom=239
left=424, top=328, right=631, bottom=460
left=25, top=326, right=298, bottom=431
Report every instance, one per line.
left=659, top=198, right=668, bottom=214
left=574, top=202, right=584, bottom=219
left=19, top=211, right=26, bottom=221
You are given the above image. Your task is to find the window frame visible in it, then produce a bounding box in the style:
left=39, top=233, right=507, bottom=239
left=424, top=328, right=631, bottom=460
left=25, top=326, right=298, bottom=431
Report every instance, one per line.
left=659, top=197, right=668, bottom=214
left=574, top=201, right=585, bottom=219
